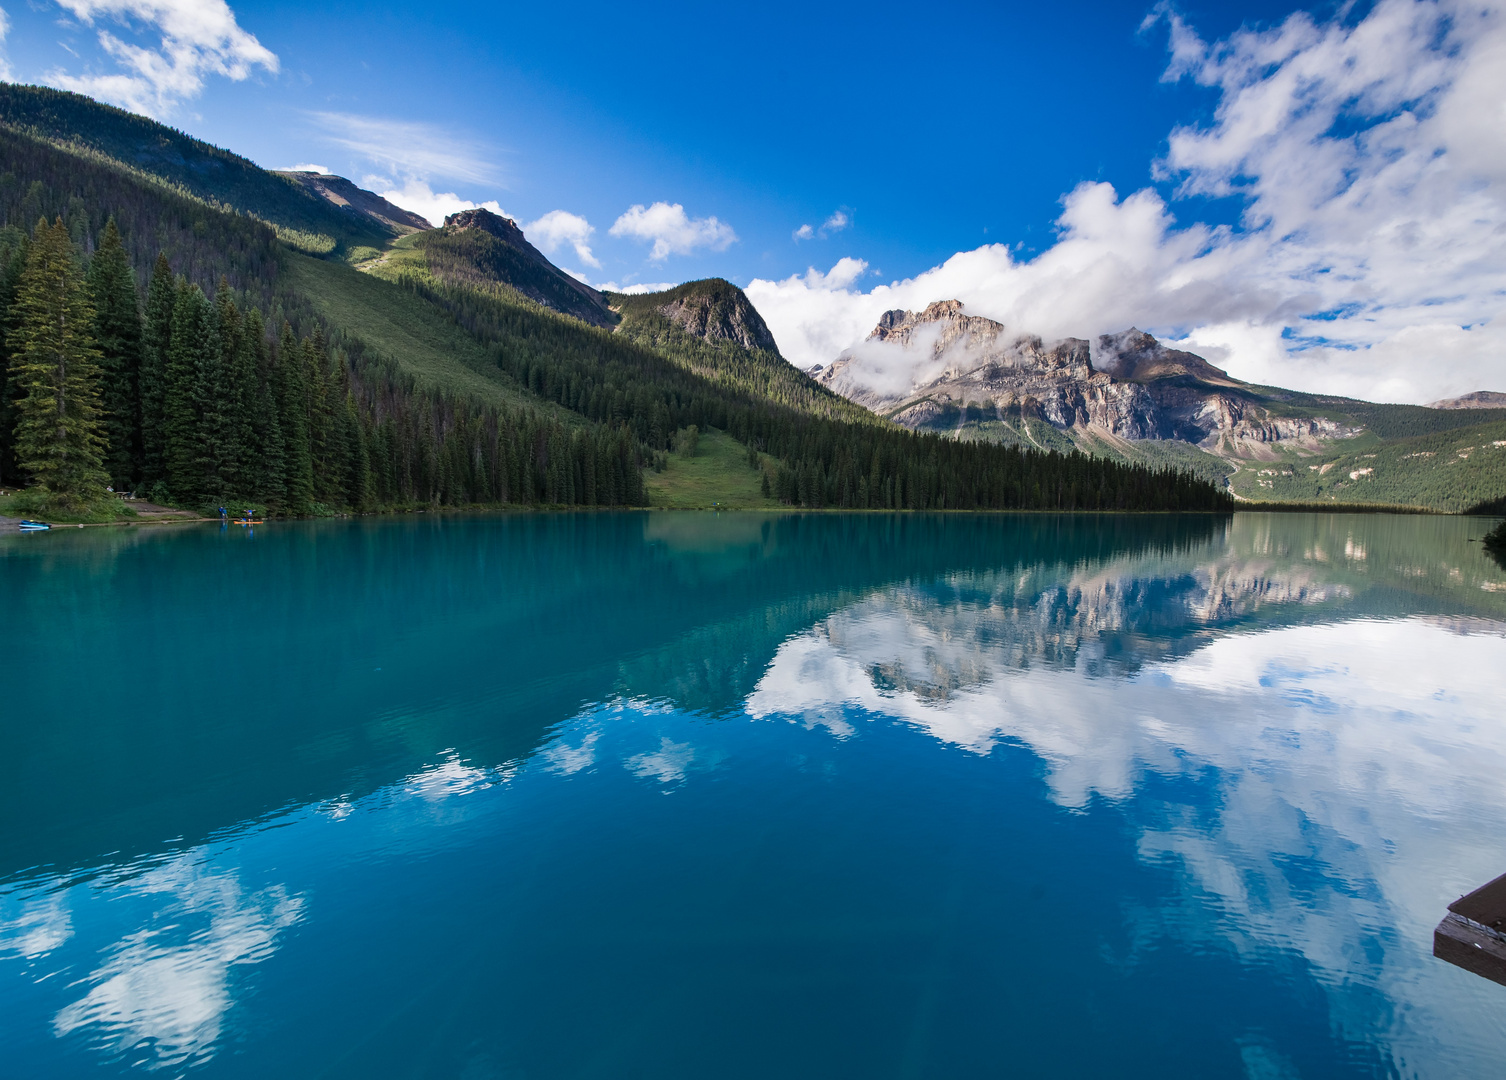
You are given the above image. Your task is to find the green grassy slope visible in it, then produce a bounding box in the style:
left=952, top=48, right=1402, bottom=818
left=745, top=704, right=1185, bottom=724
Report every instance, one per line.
left=644, top=428, right=781, bottom=509
left=283, top=253, right=573, bottom=418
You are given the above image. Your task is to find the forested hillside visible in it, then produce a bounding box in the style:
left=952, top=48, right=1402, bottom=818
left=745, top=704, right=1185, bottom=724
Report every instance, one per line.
left=0, top=82, right=1233, bottom=517
left=0, top=83, right=394, bottom=257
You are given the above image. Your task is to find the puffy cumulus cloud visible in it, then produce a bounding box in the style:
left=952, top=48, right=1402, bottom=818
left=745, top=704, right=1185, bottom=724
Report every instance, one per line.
left=524, top=209, right=600, bottom=269
left=609, top=201, right=737, bottom=261
left=792, top=209, right=852, bottom=242
left=45, top=0, right=276, bottom=118
left=750, top=0, right=1506, bottom=404
left=371, top=178, right=507, bottom=229
left=279, top=162, right=328, bottom=174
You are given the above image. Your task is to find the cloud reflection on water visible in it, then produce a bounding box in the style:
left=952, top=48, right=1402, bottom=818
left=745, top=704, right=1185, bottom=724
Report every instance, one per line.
left=39, top=859, right=303, bottom=1072
left=746, top=551, right=1506, bottom=1075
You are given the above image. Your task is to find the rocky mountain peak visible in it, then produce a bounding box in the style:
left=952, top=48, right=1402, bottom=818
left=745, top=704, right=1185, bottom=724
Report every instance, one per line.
left=652, top=279, right=780, bottom=353
left=868, top=299, right=1011, bottom=358
left=444, top=207, right=528, bottom=244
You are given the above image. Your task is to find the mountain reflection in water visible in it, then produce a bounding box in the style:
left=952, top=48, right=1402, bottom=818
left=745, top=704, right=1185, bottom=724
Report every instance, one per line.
left=1, top=511, right=1503, bottom=1078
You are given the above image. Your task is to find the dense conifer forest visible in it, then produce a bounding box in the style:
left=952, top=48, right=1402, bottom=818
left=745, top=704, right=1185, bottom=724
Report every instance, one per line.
left=0, top=85, right=1234, bottom=517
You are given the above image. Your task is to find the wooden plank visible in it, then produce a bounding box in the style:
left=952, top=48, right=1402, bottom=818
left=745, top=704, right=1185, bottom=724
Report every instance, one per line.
left=1434, top=872, right=1506, bottom=987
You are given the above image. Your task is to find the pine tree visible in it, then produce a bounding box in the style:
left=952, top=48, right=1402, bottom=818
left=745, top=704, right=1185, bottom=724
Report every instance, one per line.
left=139, top=253, right=174, bottom=488
left=5, top=218, right=110, bottom=504
left=86, top=218, right=143, bottom=489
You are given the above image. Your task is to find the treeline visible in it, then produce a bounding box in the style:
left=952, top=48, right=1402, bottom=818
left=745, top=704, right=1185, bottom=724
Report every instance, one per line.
left=396, top=269, right=1233, bottom=512
left=0, top=217, right=644, bottom=510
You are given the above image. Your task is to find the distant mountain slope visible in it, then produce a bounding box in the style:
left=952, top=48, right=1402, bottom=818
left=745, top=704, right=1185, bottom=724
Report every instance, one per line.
left=1429, top=391, right=1506, bottom=409
left=276, top=171, right=431, bottom=236
left=815, top=299, right=1506, bottom=511
left=610, top=280, right=881, bottom=424
left=0, top=82, right=396, bottom=254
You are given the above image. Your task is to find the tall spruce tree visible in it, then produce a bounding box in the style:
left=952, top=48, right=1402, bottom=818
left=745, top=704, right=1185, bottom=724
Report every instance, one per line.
left=6, top=218, right=109, bottom=503
left=86, top=218, right=144, bottom=488
left=213, top=279, right=257, bottom=498
left=0, top=230, right=28, bottom=486
left=162, top=281, right=214, bottom=503
left=139, top=253, right=174, bottom=489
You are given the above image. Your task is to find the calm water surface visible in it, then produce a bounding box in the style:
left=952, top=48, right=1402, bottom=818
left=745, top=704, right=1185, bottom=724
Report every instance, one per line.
left=2, top=511, right=1505, bottom=1078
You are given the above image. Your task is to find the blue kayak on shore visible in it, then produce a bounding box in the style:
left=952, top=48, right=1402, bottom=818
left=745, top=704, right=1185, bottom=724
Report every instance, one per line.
left=18, top=520, right=50, bottom=532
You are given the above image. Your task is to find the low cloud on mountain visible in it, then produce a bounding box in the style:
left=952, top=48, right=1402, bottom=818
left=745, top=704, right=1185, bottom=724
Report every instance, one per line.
left=748, top=0, right=1506, bottom=404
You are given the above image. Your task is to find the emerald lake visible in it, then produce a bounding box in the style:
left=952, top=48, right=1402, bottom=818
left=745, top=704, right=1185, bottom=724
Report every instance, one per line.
left=3, top=511, right=1505, bottom=1078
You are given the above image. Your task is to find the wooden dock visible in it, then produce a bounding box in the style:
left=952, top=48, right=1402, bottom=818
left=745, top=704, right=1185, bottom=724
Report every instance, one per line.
left=1435, top=872, right=1506, bottom=986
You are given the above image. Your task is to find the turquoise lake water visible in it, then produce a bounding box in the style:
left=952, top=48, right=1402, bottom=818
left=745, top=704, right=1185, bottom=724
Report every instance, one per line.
left=2, top=511, right=1505, bottom=1078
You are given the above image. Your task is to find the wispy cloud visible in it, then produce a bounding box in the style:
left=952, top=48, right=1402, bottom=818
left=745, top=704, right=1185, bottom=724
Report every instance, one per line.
left=305, top=111, right=502, bottom=188
left=749, top=0, right=1506, bottom=405
left=793, top=208, right=851, bottom=242
left=0, top=8, right=14, bottom=82
left=609, top=201, right=736, bottom=261
left=524, top=209, right=600, bottom=268
left=44, top=0, right=277, bottom=118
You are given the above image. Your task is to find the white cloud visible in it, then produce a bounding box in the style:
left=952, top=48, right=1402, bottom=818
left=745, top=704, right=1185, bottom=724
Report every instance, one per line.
left=279, top=162, right=329, bottom=174
left=609, top=201, right=737, bottom=261
left=371, top=178, right=506, bottom=229
left=793, top=209, right=852, bottom=242
left=44, top=0, right=277, bottom=118
left=591, top=280, right=679, bottom=295
left=748, top=0, right=1506, bottom=404
left=524, top=209, right=600, bottom=268
left=306, top=111, right=501, bottom=188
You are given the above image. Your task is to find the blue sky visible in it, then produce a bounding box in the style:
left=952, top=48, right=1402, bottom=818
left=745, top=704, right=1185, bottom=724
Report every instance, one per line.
left=1, top=0, right=1313, bottom=285
left=2, top=0, right=1504, bottom=403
